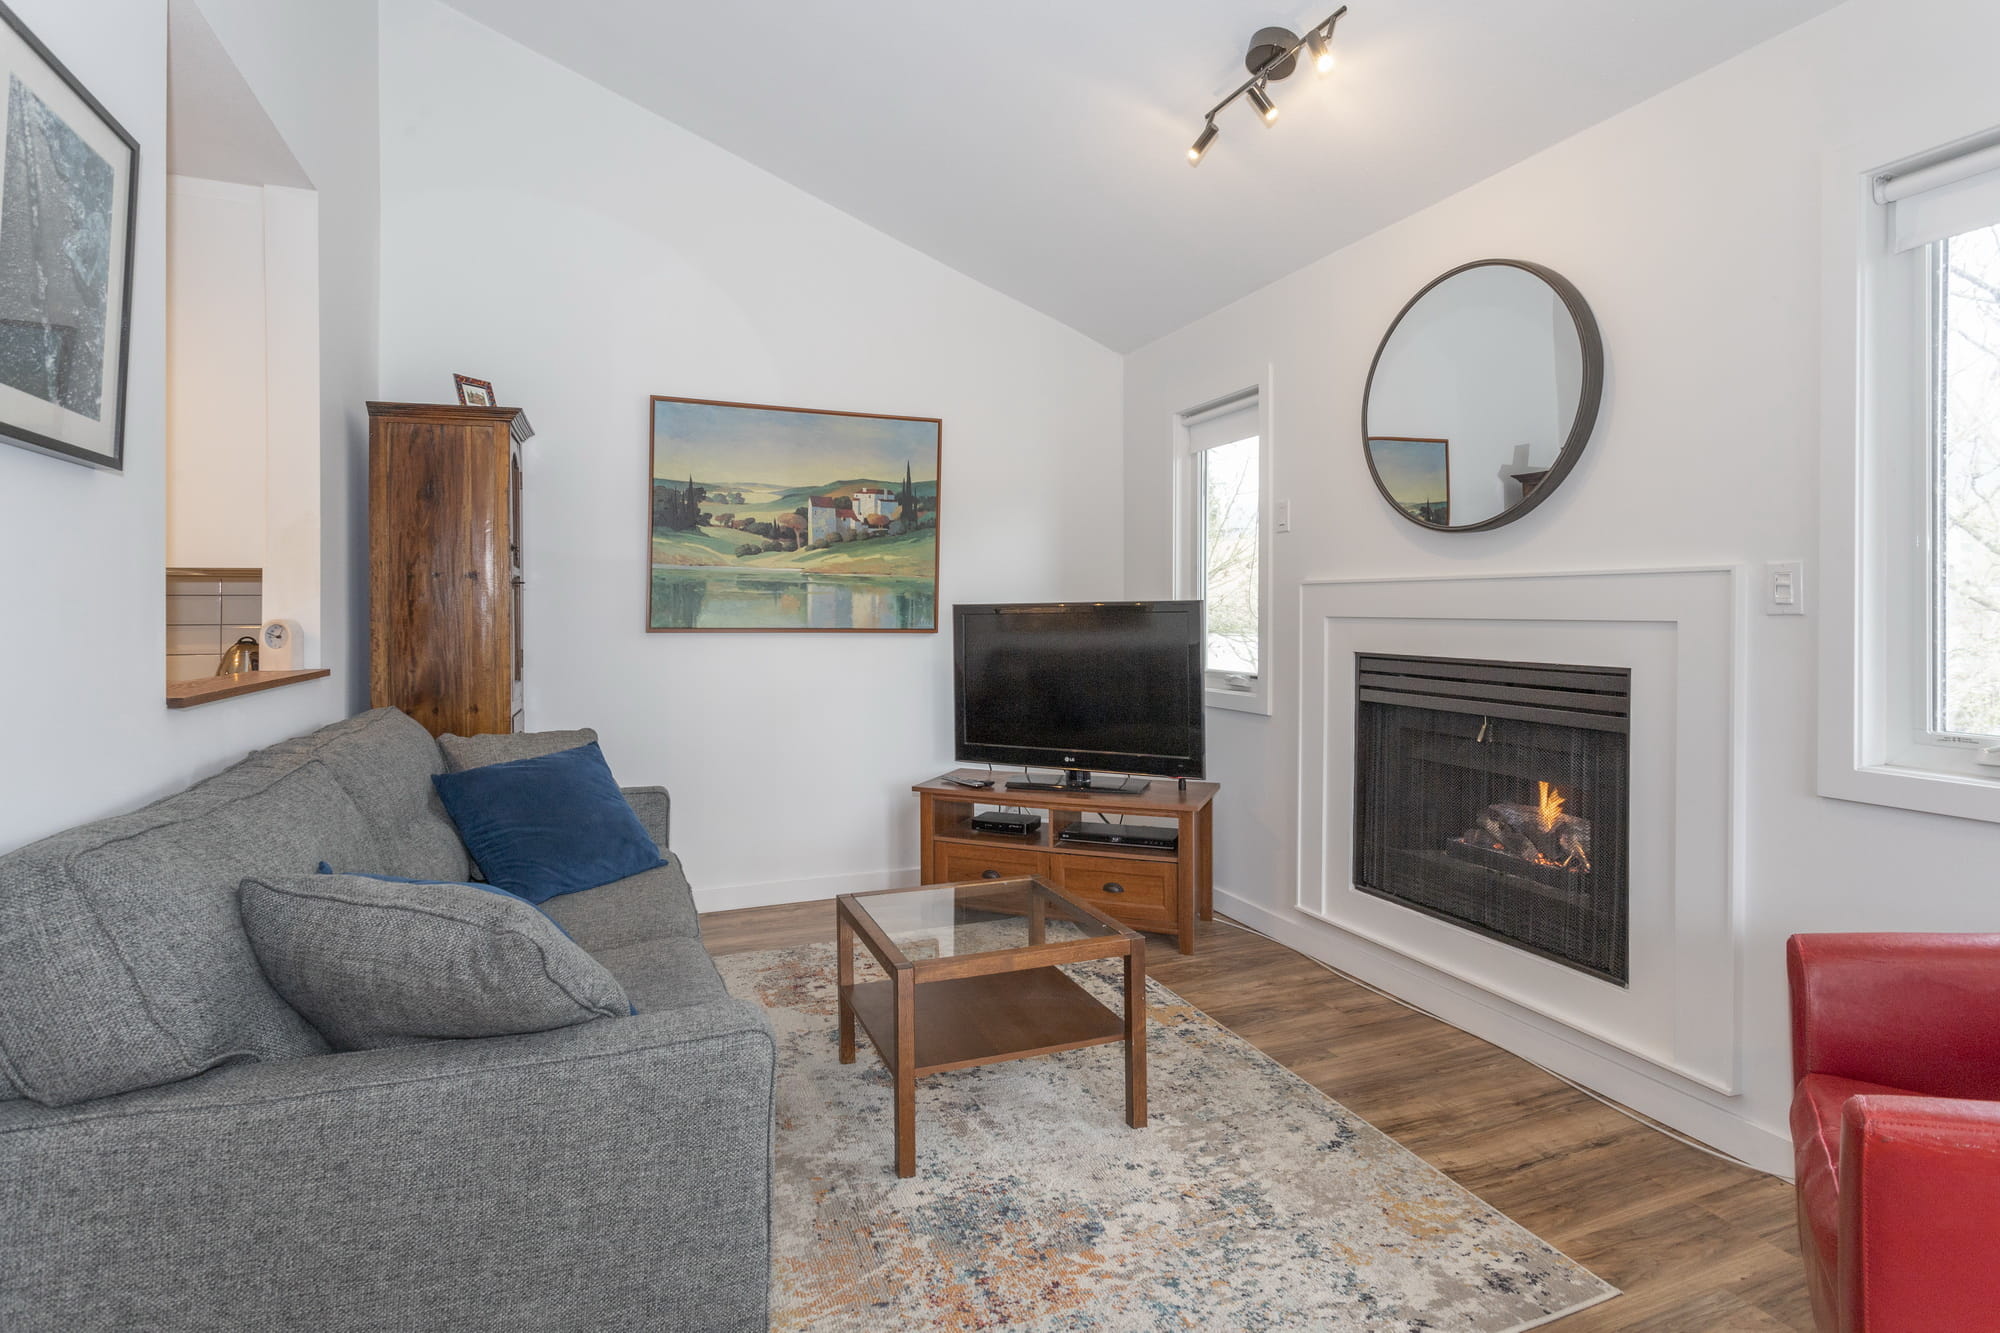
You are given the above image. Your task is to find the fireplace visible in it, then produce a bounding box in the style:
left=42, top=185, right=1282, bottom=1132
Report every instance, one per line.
left=1352, top=654, right=1630, bottom=985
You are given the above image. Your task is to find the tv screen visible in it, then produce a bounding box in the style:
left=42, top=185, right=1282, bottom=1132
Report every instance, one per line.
left=953, top=601, right=1205, bottom=780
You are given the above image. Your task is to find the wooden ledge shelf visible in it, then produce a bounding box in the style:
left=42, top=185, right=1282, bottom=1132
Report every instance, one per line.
left=167, top=669, right=331, bottom=709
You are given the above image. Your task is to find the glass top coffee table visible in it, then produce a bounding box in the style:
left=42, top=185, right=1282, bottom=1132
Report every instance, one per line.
left=835, top=875, right=1148, bottom=1178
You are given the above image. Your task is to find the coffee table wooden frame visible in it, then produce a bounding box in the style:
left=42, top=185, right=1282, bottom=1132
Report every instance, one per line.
left=835, top=875, right=1147, bottom=1178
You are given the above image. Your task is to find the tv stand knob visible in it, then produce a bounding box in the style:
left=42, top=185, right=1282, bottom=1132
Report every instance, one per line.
left=980, top=870, right=1000, bottom=880
left=1101, top=882, right=1125, bottom=894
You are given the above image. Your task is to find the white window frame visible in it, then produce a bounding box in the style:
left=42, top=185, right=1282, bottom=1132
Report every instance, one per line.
left=1173, top=375, right=1274, bottom=717
left=1819, top=130, right=2000, bottom=823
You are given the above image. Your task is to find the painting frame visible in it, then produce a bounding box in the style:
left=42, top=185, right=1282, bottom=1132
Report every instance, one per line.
left=646, top=395, right=942, bottom=634
left=453, top=373, right=495, bottom=407
left=0, top=0, right=139, bottom=472
left=1365, top=435, right=1451, bottom=527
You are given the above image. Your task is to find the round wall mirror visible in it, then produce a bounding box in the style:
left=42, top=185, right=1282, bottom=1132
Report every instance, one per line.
left=1362, top=259, right=1603, bottom=532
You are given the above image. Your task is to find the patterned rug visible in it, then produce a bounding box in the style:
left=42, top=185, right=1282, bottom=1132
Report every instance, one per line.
left=718, top=943, right=1617, bottom=1331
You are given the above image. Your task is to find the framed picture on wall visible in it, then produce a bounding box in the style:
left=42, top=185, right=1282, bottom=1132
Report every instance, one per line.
left=647, top=396, right=941, bottom=633
left=0, top=2, right=139, bottom=471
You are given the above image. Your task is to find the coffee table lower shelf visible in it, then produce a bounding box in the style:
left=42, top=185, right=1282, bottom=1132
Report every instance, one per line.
left=846, top=967, right=1123, bottom=1077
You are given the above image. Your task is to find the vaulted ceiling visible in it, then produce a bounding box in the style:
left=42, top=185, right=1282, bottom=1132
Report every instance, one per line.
left=442, top=0, right=1843, bottom=351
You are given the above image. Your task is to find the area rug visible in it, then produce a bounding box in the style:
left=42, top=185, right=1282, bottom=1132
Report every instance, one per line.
left=718, top=943, right=1618, bottom=1331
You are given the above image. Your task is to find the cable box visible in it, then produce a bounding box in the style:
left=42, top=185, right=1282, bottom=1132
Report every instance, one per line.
left=970, top=811, right=1043, bottom=836
left=1058, top=822, right=1179, bottom=851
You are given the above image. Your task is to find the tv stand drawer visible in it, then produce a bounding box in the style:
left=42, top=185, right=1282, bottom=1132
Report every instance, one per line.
left=1056, top=855, right=1174, bottom=919
left=937, top=843, right=1048, bottom=884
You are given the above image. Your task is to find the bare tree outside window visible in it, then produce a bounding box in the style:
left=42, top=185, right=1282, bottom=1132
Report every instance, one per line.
left=1201, top=434, right=1259, bottom=675
left=1937, top=224, right=2000, bottom=737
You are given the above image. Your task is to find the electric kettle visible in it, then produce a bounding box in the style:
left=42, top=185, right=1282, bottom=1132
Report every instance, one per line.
left=216, top=636, right=260, bottom=675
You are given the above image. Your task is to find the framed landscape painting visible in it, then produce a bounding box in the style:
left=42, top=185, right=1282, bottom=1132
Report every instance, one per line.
left=1366, top=435, right=1451, bottom=527
left=647, top=396, right=941, bottom=632
left=0, top=2, right=138, bottom=471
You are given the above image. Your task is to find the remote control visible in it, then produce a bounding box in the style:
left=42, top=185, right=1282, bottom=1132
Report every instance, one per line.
left=943, top=777, right=994, bottom=789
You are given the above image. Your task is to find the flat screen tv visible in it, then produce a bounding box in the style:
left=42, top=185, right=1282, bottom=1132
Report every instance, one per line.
left=953, top=601, right=1205, bottom=791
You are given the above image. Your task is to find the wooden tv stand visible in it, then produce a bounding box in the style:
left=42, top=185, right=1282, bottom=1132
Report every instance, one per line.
left=912, top=771, right=1219, bottom=955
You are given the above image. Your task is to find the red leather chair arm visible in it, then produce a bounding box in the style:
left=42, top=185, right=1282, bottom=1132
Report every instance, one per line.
left=1788, top=933, right=2000, bottom=1098
left=1837, top=1095, right=2000, bottom=1333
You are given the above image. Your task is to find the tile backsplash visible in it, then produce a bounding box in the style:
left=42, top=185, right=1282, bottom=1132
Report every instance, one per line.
left=167, top=572, right=262, bottom=682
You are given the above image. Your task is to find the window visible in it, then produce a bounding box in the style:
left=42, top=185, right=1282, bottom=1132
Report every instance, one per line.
left=1931, top=224, right=2000, bottom=742
left=1820, top=132, right=2000, bottom=822
left=1177, top=390, right=1270, bottom=714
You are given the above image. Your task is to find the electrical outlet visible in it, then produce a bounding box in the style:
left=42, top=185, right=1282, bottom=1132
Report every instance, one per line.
left=1276, top=499, right=1291, bottom=533
left=1766, top=560, right=1806, bottom=616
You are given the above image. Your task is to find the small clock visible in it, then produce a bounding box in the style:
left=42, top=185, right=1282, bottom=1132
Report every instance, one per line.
left=258, top=619, right=301, bottom=670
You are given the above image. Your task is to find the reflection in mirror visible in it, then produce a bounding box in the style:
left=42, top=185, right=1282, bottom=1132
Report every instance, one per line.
left=1364, top=261, right=1600, bottom=531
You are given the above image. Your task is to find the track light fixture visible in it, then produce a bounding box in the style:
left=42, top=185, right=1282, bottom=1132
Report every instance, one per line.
left=1305, top=26, right=1335, bottom=75
left=1187, top=6, right=1347, bottom=166
left=1188, top=120, right=1219, bottom=164
left=1246, top=82, right=1278, bottom=125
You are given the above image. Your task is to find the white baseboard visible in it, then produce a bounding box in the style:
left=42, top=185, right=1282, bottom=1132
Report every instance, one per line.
left=1214, top=888, right=1795, bottom=1179
left=694, top=865, right=923, bottom=915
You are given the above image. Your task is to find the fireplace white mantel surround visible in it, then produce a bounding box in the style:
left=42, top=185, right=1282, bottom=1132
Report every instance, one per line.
left=1243, top=567, right=1764, bottom=1166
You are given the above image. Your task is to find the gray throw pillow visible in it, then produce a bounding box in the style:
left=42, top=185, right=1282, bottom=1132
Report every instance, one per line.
left=438, top=728, right=599, bottom=773
left=239, top=873, right=630, bottom=1051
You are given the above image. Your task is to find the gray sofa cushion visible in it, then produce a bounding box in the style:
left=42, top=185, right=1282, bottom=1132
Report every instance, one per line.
left=621, top=784, right=671, bottom=853
left=438, top=727, right=597, bottom=772
left=257, top=708, right=469, bottom=882
left=536, top=853, right=701, bottom=952
left=241, top=874, right=631, bottom=1050
left=0, top=760, right=386, bottom=1106
left=591, top=937, right=731, bottom=1013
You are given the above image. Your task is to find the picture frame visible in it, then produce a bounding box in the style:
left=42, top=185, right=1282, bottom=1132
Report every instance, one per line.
left=1365, top=435, right=1451, bottom=527
left=0, top=1, right=139, bottom=471
left=453, top=374, right=495, bottom=407
left=646, top=395, right=942, bottom=633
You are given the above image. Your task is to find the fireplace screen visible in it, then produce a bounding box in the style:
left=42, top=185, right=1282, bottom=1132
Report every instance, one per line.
left=1353, top=654, right=1630, bottom=985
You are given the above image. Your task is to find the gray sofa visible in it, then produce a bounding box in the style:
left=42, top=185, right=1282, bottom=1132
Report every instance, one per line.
left=0, top=708, right=774, bottom=1331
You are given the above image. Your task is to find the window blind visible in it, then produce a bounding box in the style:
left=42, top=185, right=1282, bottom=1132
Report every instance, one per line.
left=1185, top=396, right=1257, bottom=453
left=1878, top=139, right=2000, bottom=253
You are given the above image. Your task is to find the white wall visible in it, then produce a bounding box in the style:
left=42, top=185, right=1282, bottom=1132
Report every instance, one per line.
left=0, top=1, right=376, bottom=856
left=376, top=1, right=1124, bottom=910
left=192, top=0, right=380, bottom=710
left=1124, top=0, right=2000, bottom=1173
left=166, top=176, right=266, bottom=569
left=165, top=175, right=323, bottom=636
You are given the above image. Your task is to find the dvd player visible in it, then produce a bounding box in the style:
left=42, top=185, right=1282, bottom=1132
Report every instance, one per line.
left=1058, top=822, right=1179, bottom=851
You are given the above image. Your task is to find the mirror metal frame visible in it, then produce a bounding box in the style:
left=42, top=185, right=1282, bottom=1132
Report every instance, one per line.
left=1361, top=258, right=1604, bottom=533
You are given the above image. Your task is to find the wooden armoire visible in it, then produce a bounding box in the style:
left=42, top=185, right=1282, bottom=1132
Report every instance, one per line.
left=367, top=401, right=534, bottom=737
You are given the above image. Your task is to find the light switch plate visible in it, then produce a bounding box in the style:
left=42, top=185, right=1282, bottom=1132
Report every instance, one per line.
left=1765, top=560, right=1806, bottom=616
left=1276, top=499, right=1291, bottom=533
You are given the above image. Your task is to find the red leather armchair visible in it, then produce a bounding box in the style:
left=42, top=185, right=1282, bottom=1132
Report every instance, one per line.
left=1787, top=933, right=2000, bottom=1332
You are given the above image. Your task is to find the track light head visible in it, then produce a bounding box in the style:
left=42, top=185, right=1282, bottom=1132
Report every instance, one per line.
left=1247, top=82, right=1278, bottom=125
left=1188, top=121, right=1219, bottom=166
left=1306, top=27, right=1335, bottom=75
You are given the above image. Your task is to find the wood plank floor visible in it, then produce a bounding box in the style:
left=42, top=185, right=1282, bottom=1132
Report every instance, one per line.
left=702, top=902, right=1815, bottom=1331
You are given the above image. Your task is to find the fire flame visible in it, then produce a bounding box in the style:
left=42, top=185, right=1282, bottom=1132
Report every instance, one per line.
left=1536, top=781, right=1564, bottom=833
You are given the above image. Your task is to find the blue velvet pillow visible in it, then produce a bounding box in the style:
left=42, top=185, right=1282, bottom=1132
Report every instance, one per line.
left=428, top=742, right=665, bottom=904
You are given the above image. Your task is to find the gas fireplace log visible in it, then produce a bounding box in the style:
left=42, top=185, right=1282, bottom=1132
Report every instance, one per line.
left=1461, top=802, right=1593, bottom=873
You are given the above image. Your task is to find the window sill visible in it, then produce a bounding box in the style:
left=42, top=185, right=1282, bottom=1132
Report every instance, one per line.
left=1205, top=687, right=1271, bottom=717
left=1819, top=756, right=2000, bottom=826
left=166, top=668, right=331, bottom=710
